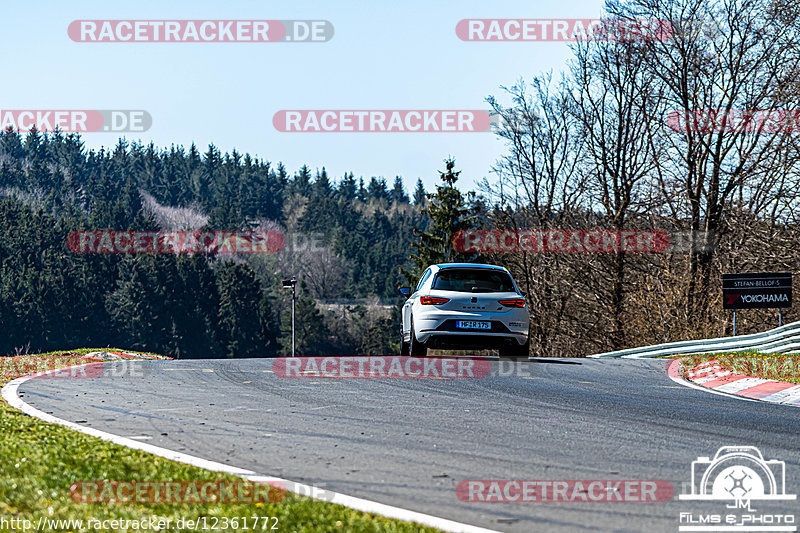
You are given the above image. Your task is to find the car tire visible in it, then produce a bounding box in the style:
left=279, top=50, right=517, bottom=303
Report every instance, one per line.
left=400, top=335, right=410, bottom=356
left=500, top=338, right=529, bottom=360
left=409, top=317, right=427, bottom=356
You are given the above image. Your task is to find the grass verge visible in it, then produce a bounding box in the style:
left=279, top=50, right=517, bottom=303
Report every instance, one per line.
left=678, top=351, right=800, bottom=384
left=0, top=349, right=441, bottom=532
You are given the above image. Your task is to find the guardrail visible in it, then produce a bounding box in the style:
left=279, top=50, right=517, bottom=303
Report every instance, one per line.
left=589, top=320, right=800, bottom=358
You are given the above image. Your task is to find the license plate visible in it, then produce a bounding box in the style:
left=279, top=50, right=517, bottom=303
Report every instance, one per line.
left=456, top=320, right=491, bottom=330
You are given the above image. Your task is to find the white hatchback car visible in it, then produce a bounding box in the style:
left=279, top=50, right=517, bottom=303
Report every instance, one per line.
left=399, top=263, right=530, bottom=358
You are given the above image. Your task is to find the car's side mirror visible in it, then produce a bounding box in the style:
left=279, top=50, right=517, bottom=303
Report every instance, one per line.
left=398, top=287, right=411, bottom=297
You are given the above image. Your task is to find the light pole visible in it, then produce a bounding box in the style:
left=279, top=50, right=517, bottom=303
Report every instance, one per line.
left=282, top=278, right=297, bottom=357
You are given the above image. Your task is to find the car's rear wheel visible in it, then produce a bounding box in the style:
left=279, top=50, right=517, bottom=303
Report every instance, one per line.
left=409, top=317, right=427, bottom=356
left=500, top=338, right=529, bottom=360
left=400, top=333, right=410, bottom=356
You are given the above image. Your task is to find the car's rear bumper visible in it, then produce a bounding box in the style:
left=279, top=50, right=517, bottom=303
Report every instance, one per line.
left=415, top=312, right=528, bottom=343
left=420, top=331, right=528, bottom=349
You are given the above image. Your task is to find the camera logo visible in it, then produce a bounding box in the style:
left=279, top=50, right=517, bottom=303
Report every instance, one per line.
left=680, top=446, right=795, bottom=501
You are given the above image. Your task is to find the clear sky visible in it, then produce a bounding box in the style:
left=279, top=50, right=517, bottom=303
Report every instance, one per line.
left=2, top=0, right=606, bottom=193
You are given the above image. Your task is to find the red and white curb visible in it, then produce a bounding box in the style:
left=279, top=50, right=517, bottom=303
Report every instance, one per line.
left=2, top=363, right=498, bottom=533
left=668, top=359, right=800, bottom=406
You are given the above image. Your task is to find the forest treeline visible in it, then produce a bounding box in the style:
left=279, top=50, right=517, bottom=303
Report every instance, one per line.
left=0, top=130, right=428, bottom=357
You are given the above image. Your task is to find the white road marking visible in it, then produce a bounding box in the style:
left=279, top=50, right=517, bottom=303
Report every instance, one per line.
left=763, top=385, right=800, bottom=404
left=2, top=364, right=499, bottom=533
left=714, top=378, right=769, bottom=394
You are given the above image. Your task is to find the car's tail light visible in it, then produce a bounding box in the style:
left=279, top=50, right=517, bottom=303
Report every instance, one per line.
left=420, top=296, right=450, bottom=305
left=498, top=298, right=526, bottom=308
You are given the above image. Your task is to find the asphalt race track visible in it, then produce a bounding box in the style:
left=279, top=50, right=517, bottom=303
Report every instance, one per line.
left=15, top=358, right=800, bottom=532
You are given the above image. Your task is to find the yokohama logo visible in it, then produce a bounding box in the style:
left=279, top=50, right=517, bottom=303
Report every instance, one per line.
left=729, top=294, right=789, bottom=304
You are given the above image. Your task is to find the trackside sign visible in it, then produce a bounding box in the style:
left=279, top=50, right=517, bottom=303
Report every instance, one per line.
left=722, top=272, right=792, bottom=310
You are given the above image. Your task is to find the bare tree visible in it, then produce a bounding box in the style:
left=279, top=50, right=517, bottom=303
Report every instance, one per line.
left=140, top=190, right=208, bottom=230
left=608, top=0, right=800, bottom=325
left=485, top=75, right=588, bottom=355
left=299, top=245, right=349, bottom=299
left=569, top=21, right=667, bottom=348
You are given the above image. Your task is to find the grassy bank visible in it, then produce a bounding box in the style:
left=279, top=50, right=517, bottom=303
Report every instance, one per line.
left=0, top=349, right=440, bottom=532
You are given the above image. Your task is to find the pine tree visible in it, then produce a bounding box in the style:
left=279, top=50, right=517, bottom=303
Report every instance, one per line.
left=390, top=176, right=409, bottom=204
left=259, top=290, right=280, bottom=355
left=174, top=254, right=220, bottom=357
left=359, top=306, right=402, bottom=355
left=338, top=172, right=356, bottom=201
left=314, top=167, right=332, bottom=197
left=367, top=177, right=389, bottom=203
left=217, top=262, right=265, bottom=358
left=413, top=178, right=427, bottom=206
left=356, top=177, right=367, bottom=202
left=402, top=158, right=476, bottom=285
left=106, top=256, right=166, bottom=351
left=292, top=165, right=312, bottom=196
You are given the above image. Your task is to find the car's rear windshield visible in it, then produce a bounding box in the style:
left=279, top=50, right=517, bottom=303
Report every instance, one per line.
left=432, top=269, right=515, bottom=293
